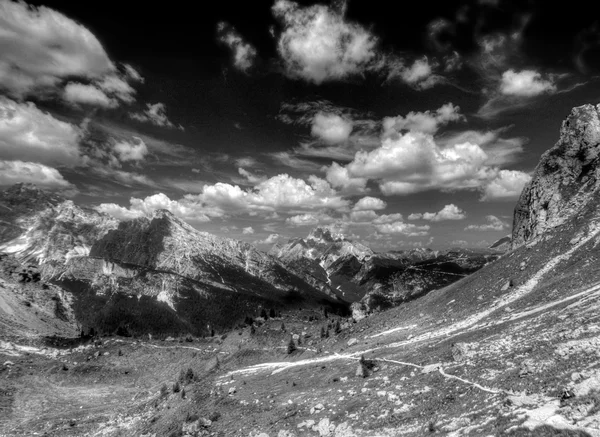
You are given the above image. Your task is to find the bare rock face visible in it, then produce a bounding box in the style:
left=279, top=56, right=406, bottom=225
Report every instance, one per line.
left=512, top=104, right=600, bottom=248
left=0, top=184, right=118, bottom=265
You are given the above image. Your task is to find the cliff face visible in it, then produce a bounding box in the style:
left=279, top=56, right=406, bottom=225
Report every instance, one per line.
left=512, top=104, right=600, bottom=247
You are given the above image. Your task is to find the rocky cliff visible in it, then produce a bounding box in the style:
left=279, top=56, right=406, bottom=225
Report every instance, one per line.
left=512, top=104, right=600, bottom=247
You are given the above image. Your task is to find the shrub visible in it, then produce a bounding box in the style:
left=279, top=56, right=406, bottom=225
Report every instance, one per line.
left=287, top=338, right=296, bottom=354
left=160, top=383, right=169, bottom=397
left=185, top=367, right=195, bottom=383
left=334, top=320, right=341, bottom=334
left=173, top=381, right=181, bottom=393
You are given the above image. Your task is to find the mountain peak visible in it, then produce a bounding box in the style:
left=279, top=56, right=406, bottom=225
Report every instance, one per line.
left=512, top=103, right=600, bottom=247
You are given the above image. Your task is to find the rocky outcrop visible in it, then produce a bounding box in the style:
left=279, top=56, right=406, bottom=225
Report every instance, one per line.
left=512, top=104, right=600, bottom=247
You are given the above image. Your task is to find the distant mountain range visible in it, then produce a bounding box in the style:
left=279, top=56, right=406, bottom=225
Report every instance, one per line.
left=0, top=183, right=500, bottom=337
left=270, top=227, right=501, bottom=316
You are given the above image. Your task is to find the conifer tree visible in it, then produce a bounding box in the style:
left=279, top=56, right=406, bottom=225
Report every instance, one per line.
left=287, top=337, right=296, bottom=354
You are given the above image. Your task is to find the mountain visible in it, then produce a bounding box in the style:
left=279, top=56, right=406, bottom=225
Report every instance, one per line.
left=489, top=235, right=511, bottom=250
left=271, top=227, right=499, bottom=314
left=0, top=192, right=343, bottom=338
left=0, top=183, right=119, bottom=265
left=513, top=103, right=600, bottom=248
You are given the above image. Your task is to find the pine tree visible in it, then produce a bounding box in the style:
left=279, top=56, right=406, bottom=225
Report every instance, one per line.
left=324, top=307, right=329, bottom=319
left=334, top=319, right=341, bottom=334
left=325, top=328, right=330, bottom=338
left=250, top=325, right=256, bottom=335
left=320, top=326, right=326, bottom=338
left=260, top=308, right=268, bottom=319
left=181, top=388, right=186, bottom=399
left=173, top=381, right=181, bottom=393
left=287, top=338, right=296, bottom=354
left=185, top=367, right=195, bottom=383
left=281, top=322, right=286, bottom=332
left=269, top=308, right=276, bottom=318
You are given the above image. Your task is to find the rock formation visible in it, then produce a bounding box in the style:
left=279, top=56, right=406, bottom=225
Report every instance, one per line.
left=513, top=104, right=600, bottom=247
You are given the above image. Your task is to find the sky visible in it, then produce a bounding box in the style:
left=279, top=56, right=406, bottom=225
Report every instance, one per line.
left=1, top=0, right=599, bottom=251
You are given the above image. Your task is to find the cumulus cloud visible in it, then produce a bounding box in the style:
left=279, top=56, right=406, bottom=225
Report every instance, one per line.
left=438, top=128, right=527, bottom=167
left=328, top=120, right=528, bottom=200
left=113, top=137, right=148, bottom=163
left=481, top=169, right=531, bottom=201
left=129, top=103, right=179, bottom=129
left=325, top=162, right=368, bottom=194
left=408, top=204, right=466, bottom=221
left=387, top=57, right=442, bottom=89
left=242, top=226, right=255, bottom=234
left=272, top=0, right=378, bottom=84
left=286, top=212, right=335, bottom=226
left=352, top=196, right=386, bottom=211
left=217, top=22, right=258, bottom=72
left=374, top=221, right=430, bottom=236
left=0, top=0, right=115, bottom=97
left=0, top=160, right=72, bottom=189
left=167, top=173, right=351, bottom=219
left=465, top=215, right=508, bottom=231
left=382, top=103, right=463, bottom=136
left=311, top=112, right=353, bottom=144
left=256, top=233, right=280, bottom=245
left=0, top=97, right=81, bottom=167
left=339, top=131, right=490, bottom=195
left=499, top=69, right=557, bottom=97
left=97, top=192, right=211, bottom=223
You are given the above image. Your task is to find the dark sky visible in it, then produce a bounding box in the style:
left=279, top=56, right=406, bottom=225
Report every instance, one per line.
left=1, top=0, right=600, bottom=250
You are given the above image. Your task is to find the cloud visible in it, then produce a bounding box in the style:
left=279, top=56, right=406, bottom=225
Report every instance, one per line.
left=374, top=221, right=430, bottom=236
left=129, top=103, right=179, bottom=129
left=408, top=204, right=466, bottom=221
left=63, top=83, right=117, bottom=108
left=272, top=0, right=378, bottom=84
left=325, top=162, right=368, bottom=194
left=0, top=0, right=115, bottom=97
left=382, top=103, right=463, bottom=136
left=481, top=169, right=531, bottom=201
left=97, top=192, right=211, bottom=223
left=285, top=212, right=335, bottom=226
left=270, top=151, right=322, bottom=171
left=372, top=213, right=403, bottom=224
left=438, top=128, right=527, bottom=167
left=235, top=157, right=259, bottom=168
left=340, top=131, right=490, bottom=195
left=386, top=57, right=442, bottom=90
left=311, top=112, right=353, bottom=144
left=352, top=196, right=386, bottom=211
left=238, top=167, right=267, bottom=185
left=242, top=226, right=255, bottom=234
left=349, top=210, right=379, bottom=222
left=499, top=69, right=557, bottom=97
left=256, top=233, right=280, bottom=245
left=0, top=160, right=72, bottom=189
left=113, top=137, right=148, bottom=163
left=217, top=22, right=257, bottom=72
left=0, top=97, right=81, bottom=167
left=465, top=215, right=508, bottom=231
left=176, top=173, right=350, bottom=219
